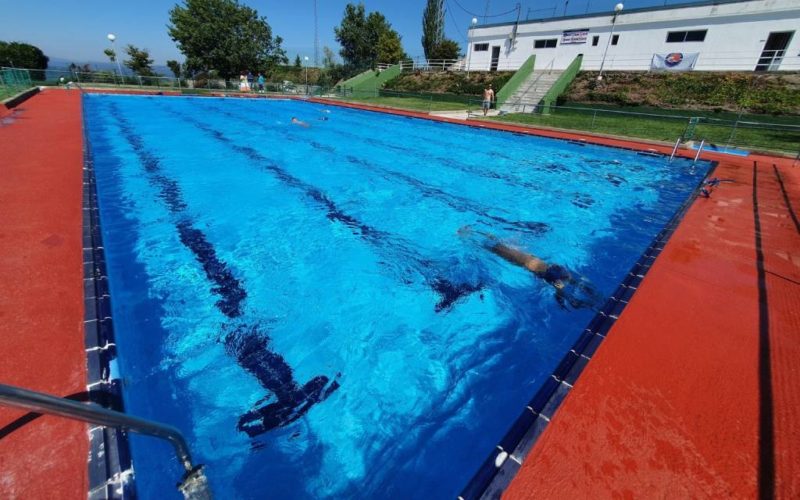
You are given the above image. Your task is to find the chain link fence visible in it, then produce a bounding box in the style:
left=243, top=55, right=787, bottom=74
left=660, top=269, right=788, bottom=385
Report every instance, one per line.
left=333, top=87, right=799, bottom=155
left=12, top=66, right=326, bottom=96
left=0, top=67, right=33, bottom=100
left=6, top=65, right=798, bottom=156
left=492, top=104, right=800, bottom=156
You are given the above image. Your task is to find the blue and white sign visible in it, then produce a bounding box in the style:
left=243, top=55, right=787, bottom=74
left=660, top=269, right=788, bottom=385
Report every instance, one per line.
left=561, top=30, right=589, bottom=44
left=651, top=52, right=699, bottom=71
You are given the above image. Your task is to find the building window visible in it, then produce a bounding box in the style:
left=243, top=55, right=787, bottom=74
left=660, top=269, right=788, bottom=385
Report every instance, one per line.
left=534, top=38, right=558, bottom=49
left=592, top=35, right=600, bottom=46
left=611, top=34, right=619, bottom=45
left=474, top=43, right=489, bottom=51
left=666, top=30, right=707, bottom=42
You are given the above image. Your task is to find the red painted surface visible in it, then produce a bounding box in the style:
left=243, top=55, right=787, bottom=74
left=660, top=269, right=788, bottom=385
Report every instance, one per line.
left=504, top=156, right=800, bottom=498
left=0, top=90, right=795, bottom=498
left=0, top=89, right=87, bottom=498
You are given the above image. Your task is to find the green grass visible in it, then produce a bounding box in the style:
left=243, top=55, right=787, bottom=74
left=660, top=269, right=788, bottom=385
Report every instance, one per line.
left=336, top=94, right=477, bottom=112
left=487, top=106, right=800, bottom=154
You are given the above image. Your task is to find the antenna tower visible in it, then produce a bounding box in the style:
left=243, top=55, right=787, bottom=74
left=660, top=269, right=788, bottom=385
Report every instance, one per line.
left=314, top=0, right=319, bottom=66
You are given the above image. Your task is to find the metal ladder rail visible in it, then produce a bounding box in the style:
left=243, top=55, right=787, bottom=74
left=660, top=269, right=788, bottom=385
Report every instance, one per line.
left=505, top=59, right=555, bottom=112
left=0, top=383, right=211, bottom=499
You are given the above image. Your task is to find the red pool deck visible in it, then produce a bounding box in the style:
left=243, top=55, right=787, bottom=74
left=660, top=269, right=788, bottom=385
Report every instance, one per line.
left=503, top=158, right=800, bottom=498
left=0, top=90, right=797, bottom=498
left=0, top=89, right=87, bottom=498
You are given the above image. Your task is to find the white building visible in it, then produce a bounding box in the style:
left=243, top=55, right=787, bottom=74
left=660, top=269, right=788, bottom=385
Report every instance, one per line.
left=465, top=0, right=800, bottom=72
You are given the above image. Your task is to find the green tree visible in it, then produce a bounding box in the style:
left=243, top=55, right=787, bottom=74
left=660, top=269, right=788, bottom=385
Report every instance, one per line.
left=429, top=39, right=461, bottom=61
left=166, top=60, right=182, bottom=78
left=103, top=48, right=117, bottom=63
left=168, top=0, right=287, bottom=79
left=421, top=0, right=444, bottom=60
left=322, top=46, right=337, bottom=69
left=0, top=41, right=49, bottom=80
left=376, top=30, right=406, bottom=64
left=294, top=54, right=302, bottom=68
left=334, top=3, right=405, bottom=73
left=123, top=45, right=155, bottom=76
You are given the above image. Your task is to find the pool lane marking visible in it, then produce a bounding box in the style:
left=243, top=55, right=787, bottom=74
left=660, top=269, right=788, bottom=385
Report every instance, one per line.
left=209, top=101, right=547, bottom=203
left=264, top=98, right=649, bottom=189
left=772, top=164, right=799, bottom=234
left=201, top=103, right=552, bottom=236
left=162, top=104, right=487, bottom=313
left=104, top=102, right=340, bottom=435
left=752, top=161, right=775, bottom=500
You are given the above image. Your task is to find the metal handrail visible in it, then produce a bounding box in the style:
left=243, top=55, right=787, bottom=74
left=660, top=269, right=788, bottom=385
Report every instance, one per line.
left=0, top=383, right=211, bottom=499
left=504, top=59, right=555, bottom=110
left=669, top=137, right=681, bottom=163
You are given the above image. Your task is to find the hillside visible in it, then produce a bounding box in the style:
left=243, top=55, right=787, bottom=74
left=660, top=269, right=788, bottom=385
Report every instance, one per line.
left=382, top=71, right=515, bottom=95
left=562, top=71, right=800, bottom=115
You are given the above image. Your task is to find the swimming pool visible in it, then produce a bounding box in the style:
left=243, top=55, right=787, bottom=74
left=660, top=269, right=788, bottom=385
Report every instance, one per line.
left=83, top=94, right=709, bottom=498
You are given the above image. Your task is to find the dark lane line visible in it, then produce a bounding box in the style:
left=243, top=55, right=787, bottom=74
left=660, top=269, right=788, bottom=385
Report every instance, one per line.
left=108, top=102, right=339, bottom=437
left=752, top=162, right=774, bottom=500
left=163, top=104, right=485, bottom=312
left=343, top=155, right=550, bottom=235
left=202, top=103, right=551, bottom=235
left=279, top=99, right=629, bottom=188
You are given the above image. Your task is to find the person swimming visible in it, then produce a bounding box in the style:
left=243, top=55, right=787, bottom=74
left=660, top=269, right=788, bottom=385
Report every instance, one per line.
left=291, top=117, right=310, bottom=128
left=458, top=225, right=600, bottom=309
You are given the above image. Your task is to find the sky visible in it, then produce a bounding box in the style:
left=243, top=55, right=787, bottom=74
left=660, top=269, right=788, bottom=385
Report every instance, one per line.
left=2, top=0, right=697, bottom=67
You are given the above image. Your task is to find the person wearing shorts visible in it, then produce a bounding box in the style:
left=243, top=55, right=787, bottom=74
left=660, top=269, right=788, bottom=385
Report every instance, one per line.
left=482, top=84, right=495, bottom=116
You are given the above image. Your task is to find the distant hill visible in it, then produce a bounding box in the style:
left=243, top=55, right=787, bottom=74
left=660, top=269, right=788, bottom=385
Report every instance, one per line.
left=46, top=56, right=171, bottom=76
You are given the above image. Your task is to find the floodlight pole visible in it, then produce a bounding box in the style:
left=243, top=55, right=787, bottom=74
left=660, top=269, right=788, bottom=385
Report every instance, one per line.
left=304, top=56, right=309, bottom=95
left=107, top=33, right=124, bottom=84
left=597, top=3, right=623, bottom=82
left=467, top=17, right=478, bottom=75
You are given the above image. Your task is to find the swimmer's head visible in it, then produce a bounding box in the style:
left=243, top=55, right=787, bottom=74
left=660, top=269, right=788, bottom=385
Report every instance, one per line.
left=543, top=264, right=571, bottom=289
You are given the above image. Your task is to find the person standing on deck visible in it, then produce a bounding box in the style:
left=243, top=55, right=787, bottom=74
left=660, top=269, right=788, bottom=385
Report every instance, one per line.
left=247, top=71, right=255, bottom=92
left=482, top=84, right=495, bottom=116
left=257, top=73, right=265, bottom=93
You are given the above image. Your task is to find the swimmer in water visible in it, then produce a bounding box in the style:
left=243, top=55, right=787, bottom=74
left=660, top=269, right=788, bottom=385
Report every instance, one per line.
left=458, top=225, right=600, bottom=309
left=291, top=117, right=310, bottom=128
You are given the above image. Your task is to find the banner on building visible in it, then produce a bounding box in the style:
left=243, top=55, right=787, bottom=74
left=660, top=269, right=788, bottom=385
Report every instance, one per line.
left=650, top=52, right=699, bottom=71
left=561, top=30, right=589, bottom=44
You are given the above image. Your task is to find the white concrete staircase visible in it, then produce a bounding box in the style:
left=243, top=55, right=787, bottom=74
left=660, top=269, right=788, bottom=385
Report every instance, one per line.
left=500, top=69, right=564, bottom=113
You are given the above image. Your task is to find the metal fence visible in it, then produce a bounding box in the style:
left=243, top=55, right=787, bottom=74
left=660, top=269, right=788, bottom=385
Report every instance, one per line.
left=388, top=58, right=525, bottom=73
left=495, top=104, right=800, bottom=155
left=333, top=87, right=800, bottom=155
left=15, top=66, right=327, bottom=96
left=0, top=67, right=33, bottom=99
left=336, top=86, right=484, bottom=110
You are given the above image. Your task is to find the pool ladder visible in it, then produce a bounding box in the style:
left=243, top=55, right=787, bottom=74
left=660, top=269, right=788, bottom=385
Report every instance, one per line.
left=669, top=137, right=705, bottom=164
left=0, top=383, right=212, bottom=499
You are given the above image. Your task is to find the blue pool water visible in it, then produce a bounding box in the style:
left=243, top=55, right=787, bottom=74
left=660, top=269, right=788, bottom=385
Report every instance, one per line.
left=83, top=94, right=709, bottom=499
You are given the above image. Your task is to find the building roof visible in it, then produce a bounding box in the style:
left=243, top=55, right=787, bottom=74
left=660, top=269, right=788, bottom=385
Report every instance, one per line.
left=475, top=0, right=764, bottom=29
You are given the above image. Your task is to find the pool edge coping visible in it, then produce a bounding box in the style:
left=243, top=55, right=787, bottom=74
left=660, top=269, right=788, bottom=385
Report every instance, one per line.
left=80, top=92, right=136, bottom=500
